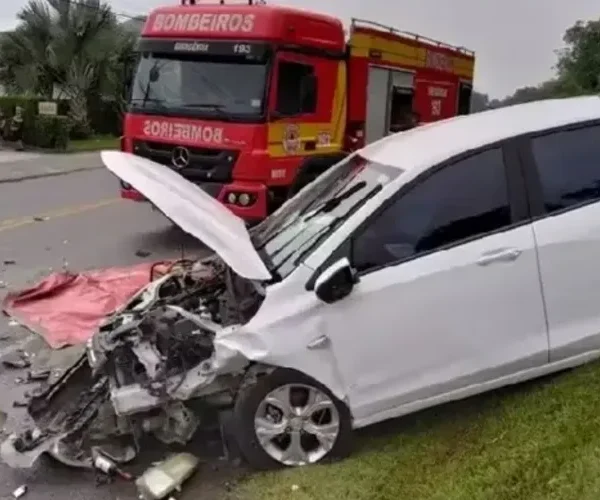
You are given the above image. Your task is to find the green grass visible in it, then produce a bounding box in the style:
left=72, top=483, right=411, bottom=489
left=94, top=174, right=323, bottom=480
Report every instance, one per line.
left=232, top=361, right=600, bottom=500
left=68, top=135, right=119, bottom=152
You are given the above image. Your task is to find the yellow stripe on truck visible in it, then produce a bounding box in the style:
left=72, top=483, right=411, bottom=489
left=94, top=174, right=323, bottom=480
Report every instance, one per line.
left=267, top=61, right=347, bottom=158
left=349, top=32, right=475, bottom=80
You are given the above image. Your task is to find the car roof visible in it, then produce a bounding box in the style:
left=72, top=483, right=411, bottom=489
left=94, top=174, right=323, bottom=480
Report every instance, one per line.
left=360, top=95, right=600, bottom=174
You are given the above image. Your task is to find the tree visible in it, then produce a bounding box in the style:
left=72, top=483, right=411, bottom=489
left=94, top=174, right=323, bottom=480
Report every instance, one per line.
left=470, top=90, right=490, bottom=112
left=0, top=0, right=136, bottom=136
left=555, top=19, right=600, bottom=95
left=495, top=17, right=600, bottom=107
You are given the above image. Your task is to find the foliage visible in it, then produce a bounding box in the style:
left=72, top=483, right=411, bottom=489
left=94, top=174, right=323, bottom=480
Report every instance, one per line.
left=0, top=96, right=68, bottom=145
left=33, top=115, right=70, bottom=150
left=475, top=17, right=600, bottom=110
left=555, top=19, right=600, bottom=95
left=0, top=0, right=137, bottom=138
left=470, top=91, right=490, bottom=112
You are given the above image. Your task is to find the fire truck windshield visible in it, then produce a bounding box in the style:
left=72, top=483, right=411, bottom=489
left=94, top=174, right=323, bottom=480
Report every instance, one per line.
left=129, top=53, right=268, bottom=120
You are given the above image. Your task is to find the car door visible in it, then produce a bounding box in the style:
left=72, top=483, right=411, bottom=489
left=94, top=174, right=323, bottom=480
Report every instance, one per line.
left=317, top=145, right=549, bottom=423
left=523, top=122, right=600, bottom=362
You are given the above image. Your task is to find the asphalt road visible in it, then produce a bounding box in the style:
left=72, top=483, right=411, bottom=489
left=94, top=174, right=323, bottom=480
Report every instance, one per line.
left=0, top=169, right=239, bottom=500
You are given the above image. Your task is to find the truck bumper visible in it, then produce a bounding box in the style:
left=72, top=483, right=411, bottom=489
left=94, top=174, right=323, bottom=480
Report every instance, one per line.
left=120, top=180, right=269, bottom=222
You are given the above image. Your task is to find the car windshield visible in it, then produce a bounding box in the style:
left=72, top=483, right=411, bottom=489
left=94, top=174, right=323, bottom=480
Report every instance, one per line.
left=251, top=155, right=403, bottom=280
left=129, top=53, right=268, bottom=119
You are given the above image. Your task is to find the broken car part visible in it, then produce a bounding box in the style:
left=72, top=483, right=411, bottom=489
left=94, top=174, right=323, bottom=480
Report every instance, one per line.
left=0, top=257, right=261, bottom=469
left=12, top=485, right=27, bottom=499
left=135, top=452, right=199, bottom=500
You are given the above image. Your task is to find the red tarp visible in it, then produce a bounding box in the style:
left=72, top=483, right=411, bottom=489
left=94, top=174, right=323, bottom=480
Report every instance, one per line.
left=2, top=262, right=173, bottom=349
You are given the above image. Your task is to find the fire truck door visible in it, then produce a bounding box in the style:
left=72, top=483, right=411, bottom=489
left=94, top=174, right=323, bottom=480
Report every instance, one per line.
left=365, top=66, right=414, bottom=144
left=365, top=66, right=389, bottom=144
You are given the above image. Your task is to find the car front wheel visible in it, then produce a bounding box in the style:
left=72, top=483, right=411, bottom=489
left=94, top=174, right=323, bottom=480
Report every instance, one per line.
left=232, top=368, right=353, bottom=470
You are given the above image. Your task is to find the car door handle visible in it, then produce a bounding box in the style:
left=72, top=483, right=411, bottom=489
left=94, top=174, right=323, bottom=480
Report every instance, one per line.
left=307, top=335, right=330, bottom=350
left=477, top=248, right=522, bottom=266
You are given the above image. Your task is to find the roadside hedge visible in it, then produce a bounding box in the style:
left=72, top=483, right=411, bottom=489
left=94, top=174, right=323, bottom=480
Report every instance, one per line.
left=33, top=116, right=71, bottom=150
left=0, top=96, right=120, bottom=149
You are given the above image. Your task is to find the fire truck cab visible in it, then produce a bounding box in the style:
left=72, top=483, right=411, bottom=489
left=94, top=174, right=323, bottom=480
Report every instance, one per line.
left=121, top=1, right=475, bottom=223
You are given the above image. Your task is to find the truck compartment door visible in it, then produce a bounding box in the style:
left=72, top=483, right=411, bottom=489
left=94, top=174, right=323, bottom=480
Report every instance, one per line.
left=365, top=66, right=414, bottom=144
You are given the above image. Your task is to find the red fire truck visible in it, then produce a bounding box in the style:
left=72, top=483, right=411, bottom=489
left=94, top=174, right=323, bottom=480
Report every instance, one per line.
left=120, top=0, right=475, bottom=223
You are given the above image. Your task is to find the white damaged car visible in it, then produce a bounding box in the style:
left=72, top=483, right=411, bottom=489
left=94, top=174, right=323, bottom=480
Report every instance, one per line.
left=4, top=95, right=600, bottom=471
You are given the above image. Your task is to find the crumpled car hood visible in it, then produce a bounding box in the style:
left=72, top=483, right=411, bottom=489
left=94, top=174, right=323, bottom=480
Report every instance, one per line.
left=101, top=151, right=272, bottom=281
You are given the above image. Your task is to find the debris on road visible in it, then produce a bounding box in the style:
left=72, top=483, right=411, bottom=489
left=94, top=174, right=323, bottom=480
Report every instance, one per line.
left=2, top=261, right=174, bottom=348
left=8, top=319, right=19, bottom=327
left=32, top=216, right=49, bottom=222
left=12, top=485, right=27, bottom=498
left=135, top=249, right=152, bottom=258
left=2, top=350, right=31, bottom=369
left=136, top=453, right=199, bottom=500
left=3, top=260, right=16, bottom=266
left=27, top=369, right=51, bottom=382
left=92, top=448, right=134, bottom=482
left=0, top=280, right=7, bottom=289
left=0, top=256, right=259, bottom=473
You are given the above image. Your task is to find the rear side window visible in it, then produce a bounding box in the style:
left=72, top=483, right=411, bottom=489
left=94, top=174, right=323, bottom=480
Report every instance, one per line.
left=531, top=125, right=600, bottom=214
left=353, top=147, right=511, bottom=272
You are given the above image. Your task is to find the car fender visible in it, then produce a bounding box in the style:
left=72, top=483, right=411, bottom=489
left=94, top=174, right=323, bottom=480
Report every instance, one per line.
left=212, top=300, right=349, bottom=407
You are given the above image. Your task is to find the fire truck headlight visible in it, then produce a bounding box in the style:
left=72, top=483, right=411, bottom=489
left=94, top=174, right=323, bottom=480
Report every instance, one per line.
left=238, top=193, right=251, bottom=206
left=227, top=192, right=237, bottom=204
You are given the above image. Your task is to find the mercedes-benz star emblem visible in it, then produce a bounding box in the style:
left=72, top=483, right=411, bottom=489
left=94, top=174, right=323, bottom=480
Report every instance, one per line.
left=171, top=146, right=190, bottom=169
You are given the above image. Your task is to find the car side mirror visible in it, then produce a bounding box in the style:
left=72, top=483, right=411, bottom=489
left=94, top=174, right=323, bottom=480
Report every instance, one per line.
left=314, top=257, right=358, bottom=304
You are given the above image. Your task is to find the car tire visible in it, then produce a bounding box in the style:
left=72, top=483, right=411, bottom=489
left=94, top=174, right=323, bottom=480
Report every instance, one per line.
left=232, top=368, right=353, bottom=470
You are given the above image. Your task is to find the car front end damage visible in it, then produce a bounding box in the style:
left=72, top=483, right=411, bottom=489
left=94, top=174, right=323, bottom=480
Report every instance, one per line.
left=0, top=256, right=268, bottom=469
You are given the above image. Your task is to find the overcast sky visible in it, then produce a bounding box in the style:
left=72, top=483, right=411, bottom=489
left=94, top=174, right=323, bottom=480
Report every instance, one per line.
left=0, top=0, right=598, bottom=98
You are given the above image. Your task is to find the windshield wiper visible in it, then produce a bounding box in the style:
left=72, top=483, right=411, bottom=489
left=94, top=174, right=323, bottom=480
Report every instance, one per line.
left=303, top=181, right=367, bottom=222
left=129, top=98, right=168, bottom=111
left=279, top=184, right=383, bottom=270
left=183, top=103, right=226, bottom=110
left=182, top=103, right=232, bottom=121
left=254, top=180, right=363, bottom=250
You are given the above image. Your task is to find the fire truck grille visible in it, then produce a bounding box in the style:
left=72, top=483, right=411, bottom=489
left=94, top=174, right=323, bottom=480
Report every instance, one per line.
left=131, top=140, right=238, bottom=184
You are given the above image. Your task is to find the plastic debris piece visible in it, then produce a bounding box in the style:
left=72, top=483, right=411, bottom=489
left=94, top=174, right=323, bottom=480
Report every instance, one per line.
left=3, top=260, right=16, bottom=265
left=12, top=485, right=27, bottom=498
left=27, top=370, right=50, bottom=382
left=135, top=250, right=152, bottom=258
left=135, top=453, right=199, bottom=500
left=33, top=216, right=49, bottom=222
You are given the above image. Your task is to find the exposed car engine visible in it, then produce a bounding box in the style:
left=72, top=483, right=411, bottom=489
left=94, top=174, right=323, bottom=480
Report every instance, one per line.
left=0, top=255, right=265, bottom=469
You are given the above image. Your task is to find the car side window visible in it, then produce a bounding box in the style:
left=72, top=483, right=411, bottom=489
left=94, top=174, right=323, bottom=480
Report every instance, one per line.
left=352, top=147, right=512, bottom=272
left=530, top=125, right=600, bottom=214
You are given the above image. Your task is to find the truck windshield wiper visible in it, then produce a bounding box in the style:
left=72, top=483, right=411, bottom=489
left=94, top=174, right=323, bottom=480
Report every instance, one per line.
left=183, top=103, right=226, bottom=110
left=129, top=98, right=168, bottom=111
left=182, top=103, right=232, bottom=121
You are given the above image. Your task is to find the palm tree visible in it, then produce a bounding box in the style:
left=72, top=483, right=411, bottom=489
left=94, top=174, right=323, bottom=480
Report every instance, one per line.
left=0, top=0, right=136, bottom=136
